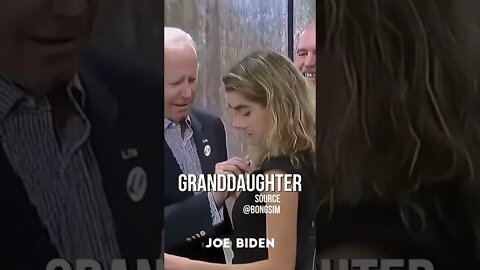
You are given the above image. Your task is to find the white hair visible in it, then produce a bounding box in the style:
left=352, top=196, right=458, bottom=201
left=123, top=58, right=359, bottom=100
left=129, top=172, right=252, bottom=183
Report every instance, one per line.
left=164, top=27, right=197, bottom=52
left=295, top=23, right=316, bottom=50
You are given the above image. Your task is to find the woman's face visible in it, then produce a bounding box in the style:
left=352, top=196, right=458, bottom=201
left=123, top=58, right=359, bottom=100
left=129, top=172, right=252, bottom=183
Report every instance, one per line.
left=226, top=90, right=273, bottom=146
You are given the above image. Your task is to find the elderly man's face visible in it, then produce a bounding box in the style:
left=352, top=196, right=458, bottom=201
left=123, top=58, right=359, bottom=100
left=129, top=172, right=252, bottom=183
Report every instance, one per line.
left=164, top=44, right=198, bottom=122
left=0, top=0, right=99, bottom=92
left=294, top=26, right=316, bottom=85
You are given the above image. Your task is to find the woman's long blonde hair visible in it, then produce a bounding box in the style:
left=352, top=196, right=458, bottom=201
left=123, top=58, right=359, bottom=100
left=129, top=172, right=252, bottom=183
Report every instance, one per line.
left=223, top=49, right=315, bottom=170
left=316, top=0, right=480, bottom=258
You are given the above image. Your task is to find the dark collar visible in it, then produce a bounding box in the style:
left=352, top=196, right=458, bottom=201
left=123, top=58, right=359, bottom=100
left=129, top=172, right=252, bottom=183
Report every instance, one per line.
left=78, top=54, right=119, bottom=128
left=189, top=111, right=202, bottom=134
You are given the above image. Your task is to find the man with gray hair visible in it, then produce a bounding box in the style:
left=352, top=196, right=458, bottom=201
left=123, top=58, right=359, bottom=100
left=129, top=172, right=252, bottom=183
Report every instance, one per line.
left=164, top=27, right=245, bottom=263
left=294, top=23, right=316, bottom=85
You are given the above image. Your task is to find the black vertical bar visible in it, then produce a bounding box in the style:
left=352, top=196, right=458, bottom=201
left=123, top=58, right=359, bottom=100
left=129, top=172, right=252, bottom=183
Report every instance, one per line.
left=288, top=0, right=294, bottom=60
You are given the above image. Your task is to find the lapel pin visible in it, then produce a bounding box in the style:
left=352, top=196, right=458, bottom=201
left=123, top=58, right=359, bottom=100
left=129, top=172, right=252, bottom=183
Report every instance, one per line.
left=126, top=166, right=147, bottom=202
left=202, top=139, right=208, bottom=143
left=204, top=145, right=211, bottom=157
left=121, top=148, right=138, bottom=160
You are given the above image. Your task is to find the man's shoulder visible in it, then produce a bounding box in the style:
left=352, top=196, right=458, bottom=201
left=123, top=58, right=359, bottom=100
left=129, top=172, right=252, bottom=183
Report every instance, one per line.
left=78, top=48, right=163, bottom=126
left=191, top=108, right=223, bottom=125
left=79, top=47, right=162, bottom=104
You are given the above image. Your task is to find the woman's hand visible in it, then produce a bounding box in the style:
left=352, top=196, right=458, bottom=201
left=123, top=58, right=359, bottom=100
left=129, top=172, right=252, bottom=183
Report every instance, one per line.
left=215, top=157, right=252, bottom=175
left=164, top=254, right=192, bottom=270
left=213, top=157, right=252, bottom=205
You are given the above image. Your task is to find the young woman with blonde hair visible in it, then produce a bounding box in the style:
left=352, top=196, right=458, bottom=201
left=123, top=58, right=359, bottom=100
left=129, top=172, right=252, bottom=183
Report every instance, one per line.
left=165, top=49, right=316, bottom=270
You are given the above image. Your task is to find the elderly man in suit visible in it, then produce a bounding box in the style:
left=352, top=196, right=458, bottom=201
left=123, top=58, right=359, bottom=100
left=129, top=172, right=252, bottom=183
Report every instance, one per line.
left=164, top=27, right=250, bottom=263
left=0, top=1, right=163, bottom=269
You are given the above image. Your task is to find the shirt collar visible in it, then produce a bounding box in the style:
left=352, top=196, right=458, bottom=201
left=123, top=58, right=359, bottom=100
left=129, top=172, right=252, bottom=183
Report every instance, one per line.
left=164, top=116, right=193, bottom=132
left=164, top=117, right=174, bottom=131
left=0, top=73, right=85, bottom=123
left=67, top=73, right=86, bottom=108
left=0, top=74, right=27, bottom=123
left=185, top=115, right=192, bottom=127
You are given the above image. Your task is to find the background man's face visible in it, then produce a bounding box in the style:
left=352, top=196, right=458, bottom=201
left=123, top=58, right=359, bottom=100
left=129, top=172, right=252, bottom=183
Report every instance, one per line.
left=164, top=45, right=198, bottom=122
left=0, top=0, right=99, bottom=92
left=294, top=26, right=316, bottom=85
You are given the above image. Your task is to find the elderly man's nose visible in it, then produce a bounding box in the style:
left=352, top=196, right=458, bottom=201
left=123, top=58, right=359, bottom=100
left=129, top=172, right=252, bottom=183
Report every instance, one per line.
left=305, top=52, right=316, bottom=66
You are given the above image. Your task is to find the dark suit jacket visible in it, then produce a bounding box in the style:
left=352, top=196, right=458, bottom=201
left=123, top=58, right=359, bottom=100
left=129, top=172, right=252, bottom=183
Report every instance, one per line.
left=0, top=49, right=164, bottom=270
left=164, top=108, right=231, bottom=263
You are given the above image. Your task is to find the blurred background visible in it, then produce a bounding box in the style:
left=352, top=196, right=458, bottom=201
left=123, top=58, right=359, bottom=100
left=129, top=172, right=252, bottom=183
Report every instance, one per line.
left=88, top=0, right=315, bottom=157
left=87, top=0, right=480, bottom=158
left=164, top=0, right=316, bottom=157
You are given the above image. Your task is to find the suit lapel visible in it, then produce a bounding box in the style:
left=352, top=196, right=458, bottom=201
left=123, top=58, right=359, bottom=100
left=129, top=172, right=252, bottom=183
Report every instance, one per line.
left=164, top=139, right=192, bottom=202
left=190, top=113, right=209, bottom=174
left=79, top=63, right=119, bottom=179
left=78, top=50, right=165, bottom=260
left=164, top=139, right=183, bottom=177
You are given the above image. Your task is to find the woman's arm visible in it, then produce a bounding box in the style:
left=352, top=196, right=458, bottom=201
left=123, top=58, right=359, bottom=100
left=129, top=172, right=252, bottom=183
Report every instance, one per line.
left=165, top=169, right=299, bottom=270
